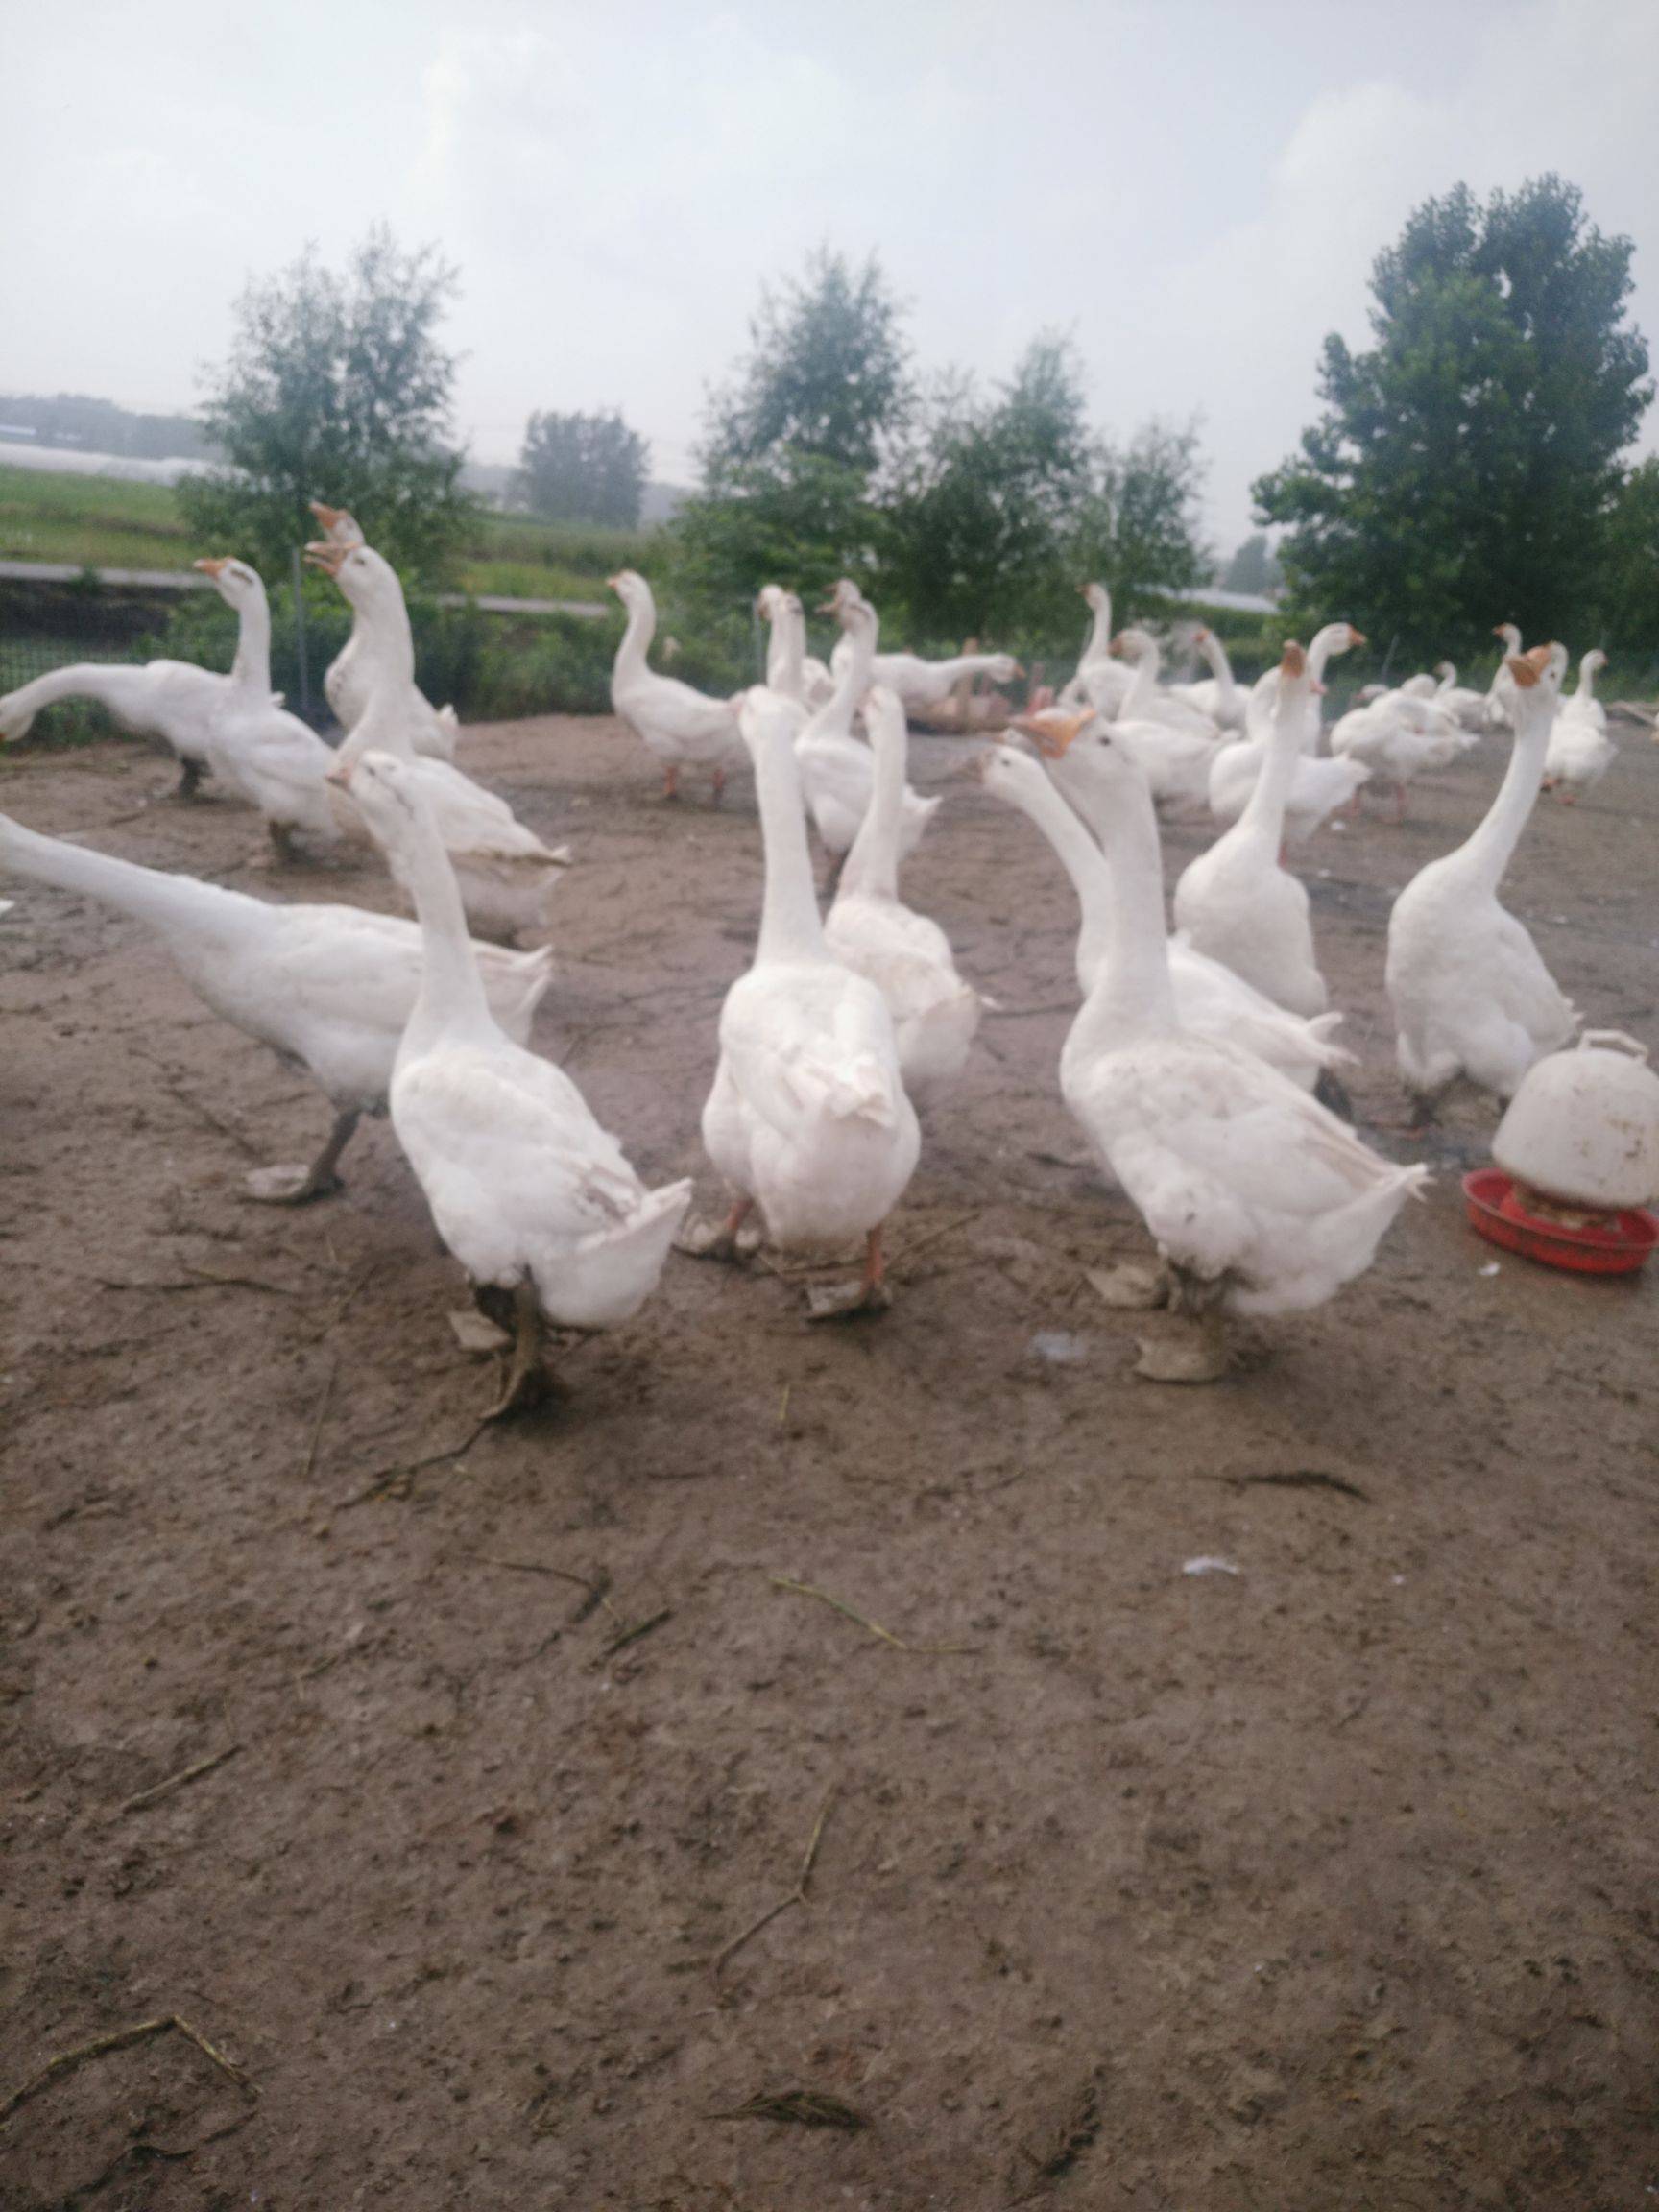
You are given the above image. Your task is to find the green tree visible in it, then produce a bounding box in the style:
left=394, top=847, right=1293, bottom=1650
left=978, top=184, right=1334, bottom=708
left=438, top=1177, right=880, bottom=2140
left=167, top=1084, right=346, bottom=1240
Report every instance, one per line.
left=706, top=247, right=911, bottom=481
left=1219, top=531, right=1282, bottom=596
left=179, top=226, right=472, bottom=579
left=1074, top=417, right=1211, bottom=622
left=885, top=337, right=1095, bottom=637
left=1596, top=456, right=1659, bottom=638
left=1255, top=176, right=1652, bottom=654
left=671, top=249, right=911, bottom=605
left=516, top=408, right=648, bottom=526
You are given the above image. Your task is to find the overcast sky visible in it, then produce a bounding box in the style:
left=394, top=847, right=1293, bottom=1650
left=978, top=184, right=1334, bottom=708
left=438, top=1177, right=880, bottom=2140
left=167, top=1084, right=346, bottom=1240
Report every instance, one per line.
left=7, top=0, right=1656, bottom=549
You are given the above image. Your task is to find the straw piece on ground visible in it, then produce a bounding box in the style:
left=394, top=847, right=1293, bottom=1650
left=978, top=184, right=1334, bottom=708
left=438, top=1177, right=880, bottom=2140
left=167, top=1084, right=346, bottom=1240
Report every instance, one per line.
left=770, top=1575, right=979, bottom=1655
left=0, top=2012, right=254, bottom=2129
left=118, top=1744, right=242, bottom=1818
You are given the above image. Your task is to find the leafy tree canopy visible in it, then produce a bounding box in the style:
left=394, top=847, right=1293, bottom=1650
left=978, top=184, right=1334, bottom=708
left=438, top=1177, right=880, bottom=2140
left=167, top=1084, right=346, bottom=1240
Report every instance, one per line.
left=1219, top=531, right=1283, bottom=596
left=516, top=408, right=648, bottom=527
left=1254, top=175, right=1652, bottom=654
left=704, top=247, right=912, bottom=486
left=179, top=225, right=472, bottom=581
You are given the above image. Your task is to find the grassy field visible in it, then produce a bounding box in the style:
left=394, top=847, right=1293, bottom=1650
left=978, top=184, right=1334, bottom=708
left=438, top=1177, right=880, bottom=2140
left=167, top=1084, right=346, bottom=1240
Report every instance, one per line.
left=0, top=463, right=196, bottom=570
left=0, top=463, right=659, bottom=599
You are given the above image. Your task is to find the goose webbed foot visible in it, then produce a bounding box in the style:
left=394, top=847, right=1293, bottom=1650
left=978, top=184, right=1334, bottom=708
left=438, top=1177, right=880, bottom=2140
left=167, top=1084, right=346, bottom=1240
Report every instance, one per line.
left=805, top=1227, right=892, bottom=1322
left=709, top=767, right=728, bottom=807
left=244, top=1109, right=360, bottom=1206
left=676, top=1197, right=757, bottom=1264
left=661, top=765, right=681, bottom=802
left=175, top=758, right=204, bottom=803
left=486, top=1278, right=554, bottom=1420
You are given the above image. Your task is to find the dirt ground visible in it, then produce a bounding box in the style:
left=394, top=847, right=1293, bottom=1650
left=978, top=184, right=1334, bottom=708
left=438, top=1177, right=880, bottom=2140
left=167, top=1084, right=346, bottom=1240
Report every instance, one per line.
left=2, top=705, right=1656, bottom=2211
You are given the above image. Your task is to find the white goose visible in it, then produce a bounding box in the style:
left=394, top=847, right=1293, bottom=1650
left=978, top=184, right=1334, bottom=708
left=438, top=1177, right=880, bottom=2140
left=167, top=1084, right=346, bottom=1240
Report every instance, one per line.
left=1386, top=645, right=1578, bottom=1110
left=1019, top=709, right=1425, bottom=1382
left=1544, top=649, right=1615, bottom=801
left=1167, top=627, right=1249, bottom=732
left=0, top=810, right=552, bottom=1205
left=316, top=542, right=570, bottom=941
left=1208, top=622, right=1368, bottom=835
left=1059, top=582, right=1133, bottom=712
left=692, top=688, right=920, bottom=1318
left=194, top=560, right=341, bottom=857
left=342, top=749, right=690, bottom=1414
left=797, top=585, right=940, bottom=862
left=0, top=553, right=296, bottom=796
left=1098, top=628, right=1219, bottom=740
left=757, top=586, right=834, bottom=708
left=829, top=624, right=1022, bottom=713
left=307, top=501, right=459, bottom=760
left=1431, top=662, right=1492, bottom=730
left=1175, top=642, right=1330, bottom=1017
left=1328, top=684, right=1476, bottom=821
left=609, top=569, right=744, bottom=802
left=975, top=739, right=1351, bottom=1094
left=824, top=685, right=980, bottom=1102
left=1483, top=623, right=1525, bottom=729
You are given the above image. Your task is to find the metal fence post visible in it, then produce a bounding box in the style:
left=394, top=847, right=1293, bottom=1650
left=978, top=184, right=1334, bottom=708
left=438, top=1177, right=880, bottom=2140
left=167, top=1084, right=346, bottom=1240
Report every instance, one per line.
left=291, top=547, right=312, bottom=723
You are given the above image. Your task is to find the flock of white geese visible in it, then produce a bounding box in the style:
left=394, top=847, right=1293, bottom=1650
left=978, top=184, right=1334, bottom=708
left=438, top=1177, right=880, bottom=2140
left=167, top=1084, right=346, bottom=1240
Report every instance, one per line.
left=0, top=506, right=1628, bottom=1395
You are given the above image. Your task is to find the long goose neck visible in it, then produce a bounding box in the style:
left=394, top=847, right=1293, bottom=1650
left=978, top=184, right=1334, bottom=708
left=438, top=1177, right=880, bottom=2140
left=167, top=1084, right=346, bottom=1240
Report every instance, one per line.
left=825, top=612, right=875, bottom=732
left=1123, top=641, right=1159, bottom=715
left=1063, top=763, right=1177, bottom=1046
left=1458, top=699, right=1551, bottom=892
left=766, top=611, right=803, bottom=693
left=335, top=668, right=416, bottom=769
left=1081, top=593, right=1111, bottom=666
left=1005, top=770, right=1114, bottom=984
left=754, top=722, right=828, bottom=964
left=0, top=818, right=257, bottom=942
left=615, top=590, right=656, bottom=677
left=1200, top=633, right=1237, bottom=701
left=358, top=583, right=418, bottom=686
left=397, top=801, right=493, bottom=1041
left=230, top=587, right=274, bottom=694
left=838, top=708, right=904, bottom=902
left=1576, top=655, right=1599, bottom=703
left=1238, top=679, right=1303, bottom=841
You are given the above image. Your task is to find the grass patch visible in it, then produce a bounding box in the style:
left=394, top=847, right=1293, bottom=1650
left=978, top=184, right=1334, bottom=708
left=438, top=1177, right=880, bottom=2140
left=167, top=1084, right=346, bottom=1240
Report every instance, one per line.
left=0, top=462, right=664, bottom=601
left=0, top=464, right=193, bottom=570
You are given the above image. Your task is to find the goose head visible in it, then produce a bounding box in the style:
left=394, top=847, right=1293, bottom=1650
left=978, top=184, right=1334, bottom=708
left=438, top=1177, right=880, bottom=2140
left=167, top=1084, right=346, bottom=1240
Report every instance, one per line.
left=981, top=653, right=1024, bottom=685
left=192, top=556, right=265, bottom=611
left=1081, top=582, right=1110, bottom=614
left=1013, top=706, right=1146, bottom=814
left=1109, top=626, right=1156, bottom=663
left=308, top=501, right=365, bottom=549
left=969, top=734, right=1052, bottom=810
left=1503, top=644, right=1564, bottom=725
left=308, top=541, right=404, bottom=619
left=756, top=584, right=787, bottom=623
left=821, top=577, right=865, bottom=622
left=1580, top=647, right=1608, bottom=677
left=1493, top=622, right=1524, bottom=656
left=607, top=568, right=652, bottom=614
left=332, top=745, right=423, bottom=839
left=1308, top=620, right=1364, bottom=666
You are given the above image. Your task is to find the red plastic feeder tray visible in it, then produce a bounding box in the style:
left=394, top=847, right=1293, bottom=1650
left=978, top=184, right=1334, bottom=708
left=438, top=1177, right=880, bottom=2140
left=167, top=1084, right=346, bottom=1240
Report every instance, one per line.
left=1462, top=1168, right=1659, bottom=1277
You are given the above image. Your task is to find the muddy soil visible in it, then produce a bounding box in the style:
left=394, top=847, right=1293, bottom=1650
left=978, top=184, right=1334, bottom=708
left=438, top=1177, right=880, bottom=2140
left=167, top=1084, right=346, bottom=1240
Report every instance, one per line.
left=2, top=710, right=1656, bottom=2210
